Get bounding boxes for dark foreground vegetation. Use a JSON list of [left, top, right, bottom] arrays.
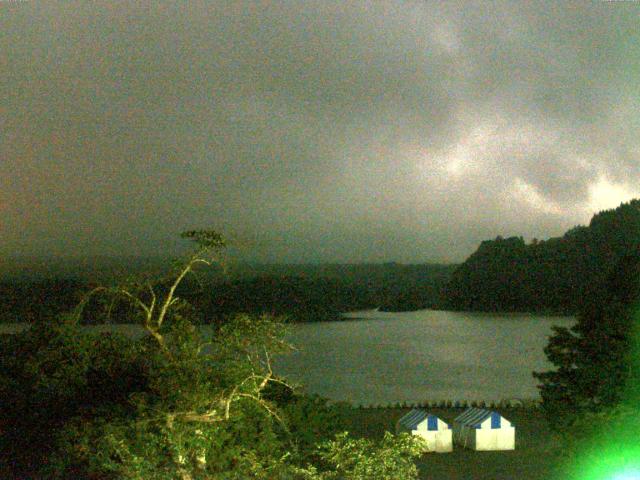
[[0, 231, 428, 479], [445, 199, 640, 314]]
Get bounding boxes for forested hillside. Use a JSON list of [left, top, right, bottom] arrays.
[[444, 199, 640, 313], [0, 263, 456, 324], [189, 263, 456, 322]]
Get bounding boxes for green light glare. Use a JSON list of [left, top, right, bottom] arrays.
[[564, 304, 640, 480], [611, 472, 640, 480], [569, 447, 640, 480]]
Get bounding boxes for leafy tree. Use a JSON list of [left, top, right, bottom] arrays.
[[533, 248, 640, 428], [1, 230, 426, 479]]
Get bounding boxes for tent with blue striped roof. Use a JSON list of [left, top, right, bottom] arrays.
[[453, 407, 515, 451], [395, 409, 452, 452]]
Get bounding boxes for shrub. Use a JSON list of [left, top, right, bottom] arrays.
[[314, 431, 425, 480], [0, 316, 147, 477]]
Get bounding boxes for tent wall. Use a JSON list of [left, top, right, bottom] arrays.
[[452, 409, 515, 451], [396, 411, 452, 453], [474, 427, 515, 450], [453, 424, 515, 450], [412, 429, 453, 453]]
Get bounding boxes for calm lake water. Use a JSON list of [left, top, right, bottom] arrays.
[[1, 309, 574, 406], [273, 309, 575, 405]]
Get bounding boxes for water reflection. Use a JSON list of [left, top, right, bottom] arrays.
[[273, 309, 574, 405]]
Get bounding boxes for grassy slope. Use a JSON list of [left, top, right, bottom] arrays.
[[345, 407, 566, 480]]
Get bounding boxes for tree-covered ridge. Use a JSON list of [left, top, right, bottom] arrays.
[[0, 263, 457, 325], [444, 199, 640, 314], [0, 278, 89, 323], [191, 263, 455, 323]]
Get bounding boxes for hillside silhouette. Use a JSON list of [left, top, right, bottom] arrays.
[[444, 199, 640, 313]]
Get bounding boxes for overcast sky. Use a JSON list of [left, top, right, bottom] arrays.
[[2, 1, 639, 263]]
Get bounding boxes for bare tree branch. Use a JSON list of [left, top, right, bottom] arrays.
[[117, 288, 151, 317]]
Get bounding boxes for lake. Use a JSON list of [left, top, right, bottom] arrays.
[[273, 309, 575, 405], [1, 309, 574, 406]]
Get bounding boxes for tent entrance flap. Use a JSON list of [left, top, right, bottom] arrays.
[[427, 416, 438, 431], [491, 412, 501, 429]]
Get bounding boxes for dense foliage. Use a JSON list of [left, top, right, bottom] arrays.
[[0, 317, 149, 477], [0, 232, 426, 479], [0, 278, 89, 323], [445, 199, 640, 313], [533, 248, 640, 429]]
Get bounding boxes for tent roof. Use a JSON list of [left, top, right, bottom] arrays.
[[398, 409, 448, 430], [454, 408, 503, 428]]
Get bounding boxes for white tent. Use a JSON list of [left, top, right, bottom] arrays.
[[396, 409, 453, 453], [453, 408, 515, 451]]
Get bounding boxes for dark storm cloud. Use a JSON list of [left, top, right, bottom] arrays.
[[1, 1, 639, 262]]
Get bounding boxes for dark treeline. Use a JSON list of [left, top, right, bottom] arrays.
[[0, 278, 89, 323], [0, 255, 173, 283], [0, 263, 457, 324], [444, 199, 640, 314], [189, 263, 456, 323]]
